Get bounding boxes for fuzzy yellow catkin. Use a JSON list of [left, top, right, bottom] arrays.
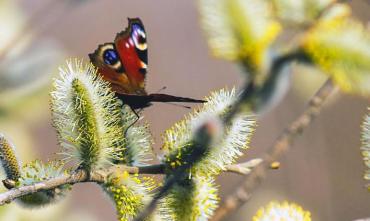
[[16, 160, 71, 208], [103, 171, 160, 221], [162, 88, 256, 177], [51, 60, 126, 171], [301, 18, 370, 96], [120, 105, 154, 166], [199, 0, 281, 75], [161, 175, 219, 221], [252, 201, 311, 221], [0, 134, 21, 181]]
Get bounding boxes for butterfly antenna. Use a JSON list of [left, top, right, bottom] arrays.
[[155, 86, 167, 93]]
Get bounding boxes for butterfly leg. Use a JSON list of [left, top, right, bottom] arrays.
[[123, 106, 142, 137]]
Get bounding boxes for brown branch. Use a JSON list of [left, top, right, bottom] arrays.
[[0, 164, 162, 206], [0, 169, 88, 205], [0, 160, 251, 206], [211, 78, 336, 221]]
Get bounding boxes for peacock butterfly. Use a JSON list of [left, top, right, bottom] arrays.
[[89, 18, 205, 109]]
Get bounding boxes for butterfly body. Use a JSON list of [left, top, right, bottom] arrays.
[[89, 18, 204, 109]]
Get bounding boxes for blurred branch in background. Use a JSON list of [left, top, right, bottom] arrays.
[[0, 0, 92, 115], [0, 39, 64, 96], [0, 0, 88, 61], [211, 78, 336, 221], [0, 0, 62, 61]]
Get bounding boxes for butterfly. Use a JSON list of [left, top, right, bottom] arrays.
[[89, 18, 205, 109]]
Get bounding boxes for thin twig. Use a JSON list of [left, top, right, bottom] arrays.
[[225, 159, 263, 175], [211, 78, 336, 221]]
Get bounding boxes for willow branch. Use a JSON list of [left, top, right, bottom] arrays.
[[0, 159, 252, 206], [0, 164, 158, 206], [0, 169, 87, 205], [211, 78, 336, 221]]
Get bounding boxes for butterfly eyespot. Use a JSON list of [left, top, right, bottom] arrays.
[[103, 49, 119, 65], [132, 25, 147, 51]]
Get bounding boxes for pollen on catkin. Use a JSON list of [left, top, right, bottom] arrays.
[[16, 160, 70, 208], [0, 134, 21, 181], [160, 175, 219, 221], [252, 201, 311, 221], [162, 88, 256, 177], [102, 171, 160, 221], [50, 59, 125, 171]]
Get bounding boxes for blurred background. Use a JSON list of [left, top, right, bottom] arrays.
[[0, 0, 369, 220]]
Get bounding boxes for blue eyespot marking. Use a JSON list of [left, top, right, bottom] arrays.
[[103, 49, 119, 65], [132, 24, 143, 32]]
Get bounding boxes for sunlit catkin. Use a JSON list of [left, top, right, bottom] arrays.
[[0, 134, 21, 181], [51, 59, 125, 171]]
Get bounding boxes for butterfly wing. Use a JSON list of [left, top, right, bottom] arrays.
[[114, 18, 148, 94], [89, 42, 132, 94], [89, 18, 205, 109], [88, 18, 147, 95]]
